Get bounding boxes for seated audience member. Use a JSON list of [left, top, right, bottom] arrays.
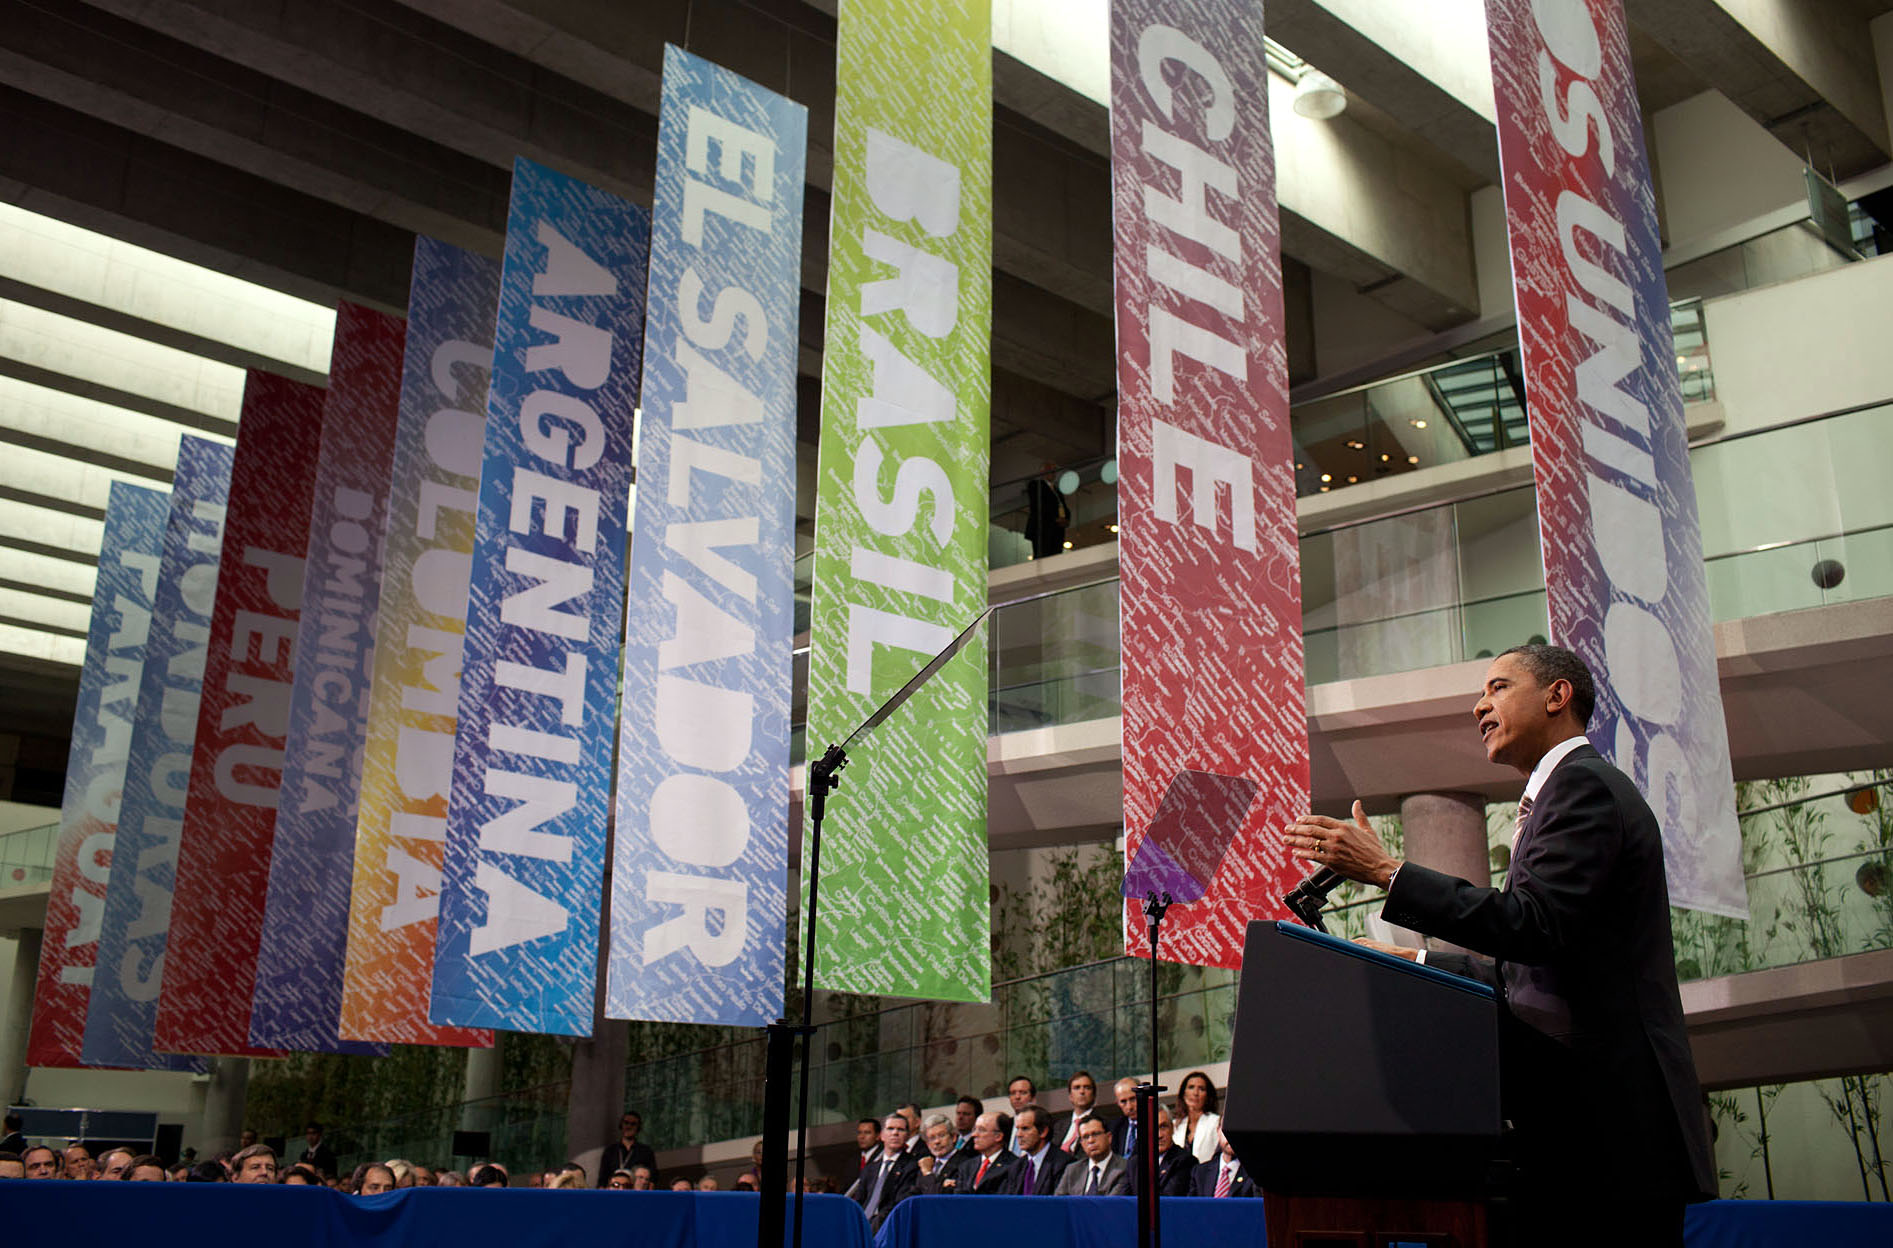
[[187, 1160, 228, 1182], [21, 1145, 60, 1179], [914, 1114, 960, 1194], [845, 1112, 922, 1229], [734, 1174, 757, 1191], [895, 1103, 926, 1156], [352, 1162, 398, 1195], [0, 1111, 24, 1155], [554, 1161, 587, 1188], [1125, 1107, 1194, 1197], [630, 1165, 656, 1190], [384, 1158, 415, 1187], [1053, 1117, 1127, 1196], [411, 1164, 438, 1187], [239, 1129, 258, 1149], [282, 1165, 324, 1186], [852, 1117, 882, 1178], [697, 1175, 720, 1191], [956, 1112, 1016, 1194], [63, 1144, 97, 1179], [1005, 1077, 1036, 1152], [742, 1138, 764, 1188], [470, 1162, 509, 1188], [96, 1146, 136, 1181], [952, 1096, 981, 1152], [126, 1155, 168, 1183], [1002, 1105, 1071, 1195], [296, 1122, 338, 1179], [0, 1151, 24, 1179], [169, 1163, 193, 1182], [607, 1169, 637, 1190], [1172, 1070, 1221, 1165], [670, 1177, 694, 1191], [1187, 1127, 1256, 1198], [1109, 1078, 1141, 1157], [231, 1143, 279, 1184], [548, 1170, 584, 1190], [1053, 1071, 1116, 1155], [436, 1170, 467, 1188]]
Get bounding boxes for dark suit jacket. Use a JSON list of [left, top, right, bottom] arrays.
[[999, 1145, 1071, 1195], [1109, 1115, 1140, 1159], [296, 1141, 339, 1178], [1382, 743, 1715, 1202], [952, 1149, 1018, 1194], [1051, 1107, 1119, 1154], [1187, 1158, 1258, 1198], [846, 1149, 922, 1228], [1125, 1146, 1194, 1197], [595, 1139, 657, 1187]]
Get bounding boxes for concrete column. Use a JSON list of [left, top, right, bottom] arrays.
[[0, 929, 42, 1105], [1398, 791, 1492, 955], [565, 1020, 627, 1182], [460, 1039, 502, 1122], [199, 1057, 251, 1156]]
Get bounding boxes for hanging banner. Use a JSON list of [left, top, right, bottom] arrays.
[[25, 481, 167, 1067], [83, 437, 230, 1071], [607, 46, 806, 1027], [340, 239, 500, 1047], [249, 304, 404, 1051], [1112, 0, 1307, 967], [1487, 0, 1743, 915], [155, 372, 325, 1056], [803, 0, 992, 1001], [430, 158, 648, 1036]]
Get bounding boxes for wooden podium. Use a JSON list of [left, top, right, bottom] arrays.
[[1222, 920, 1502, 1248]]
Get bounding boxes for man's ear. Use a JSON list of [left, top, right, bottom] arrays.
[[1545, 677, 1574, 718]]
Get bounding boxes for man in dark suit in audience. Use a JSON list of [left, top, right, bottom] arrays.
[[1187, 1127, 1257, 1197], [954, 1111, 1017, 1194], [851, 1117, 882, 1182], [1051, 1070, 1118, 1156], [952, 1096, 981, 1155], [845, 1113, 923, 1230], [1001, 1105, 1071, 1195], [1126, 1107, 1194, 1197], [1108, 1078, 1141, 1157], [1052, 1116, 1128, 1196]]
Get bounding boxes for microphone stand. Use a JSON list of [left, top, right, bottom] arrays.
[[1134, 890, 1172, 1248], [758, 610, 990, 1248]]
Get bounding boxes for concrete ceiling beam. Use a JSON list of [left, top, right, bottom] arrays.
[[1625, 0, 1891, 179]]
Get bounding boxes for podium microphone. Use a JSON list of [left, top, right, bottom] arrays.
[[1281, 867, 1343, 934]]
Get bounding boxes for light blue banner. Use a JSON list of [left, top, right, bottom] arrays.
[[606, 46, 805, 1027], [430, 158, 649, 1035], [83, 438, 232, 1070]]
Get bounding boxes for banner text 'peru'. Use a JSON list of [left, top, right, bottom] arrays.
[[26, 482, 166, 1067], [84, 437, 231, 1071], [431, 158, 649, 1035], [608, 47, 806, 1027], [250, 304, 405, 1053], [1486, 0, 1743, 915], [1112, 0, 1308, 966], [155, 373, 323, 1056], [342, 239, 500, 1048], [805, 0, 992, 1001]]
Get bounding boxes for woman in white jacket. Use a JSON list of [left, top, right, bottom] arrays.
[[1172, 1070, 1221, 1165]]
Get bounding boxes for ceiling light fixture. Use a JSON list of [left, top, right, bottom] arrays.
[[1292, 70, 1347, 120]]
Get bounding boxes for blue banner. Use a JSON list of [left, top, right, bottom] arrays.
[[26, 480, 168, 1067], [430, 158, 649, 1035], [83, 437, 232, 1070], [606, 46, 805, 1027]]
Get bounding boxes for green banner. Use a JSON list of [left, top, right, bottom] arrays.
[[805, 0, 992, 1001]]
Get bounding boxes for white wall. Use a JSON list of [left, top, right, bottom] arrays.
[[1652, 91, 1808, 248], [1308, 270, 1432, 378]]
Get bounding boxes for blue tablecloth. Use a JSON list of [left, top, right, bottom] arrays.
[[3, 1182, 873, 1248], [873, 1194, 1893, 1248]]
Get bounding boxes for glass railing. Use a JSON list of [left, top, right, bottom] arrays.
[[1667, 218, 1861, 304], [0, 821, 58, 889]]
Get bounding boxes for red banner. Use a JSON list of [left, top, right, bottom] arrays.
[[155, 369, 326, 1056], [1112, 0, 1307, 965]]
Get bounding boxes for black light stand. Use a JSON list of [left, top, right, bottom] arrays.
[[1134, 890, 1173, 1248]]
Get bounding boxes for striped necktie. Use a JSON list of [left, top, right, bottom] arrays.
[[1511, 794, 1533, 847], [1213, 1162, 1234, 1198]]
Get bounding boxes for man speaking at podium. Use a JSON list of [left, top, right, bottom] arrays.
[[1283, 645, 1713, 1245]]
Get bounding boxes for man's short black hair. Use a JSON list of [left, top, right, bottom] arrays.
[[3, 1111, 21, 1130], [1016, 1104, 1050, 1134], [304, 1121, 323, 1133], [1007, 1075, 1035, 1092], [858, 1116, 880, 1129], [956, 1095, 983, 1111], [990, 1110, 1013, 1137], [1499, 643, 1596, 728]]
